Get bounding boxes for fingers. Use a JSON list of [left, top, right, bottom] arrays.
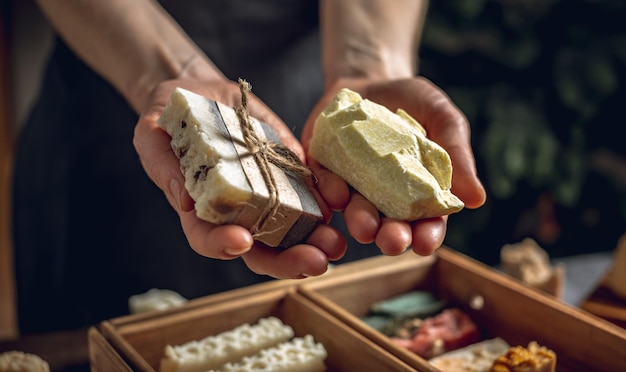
[[420, 87, 486, 209], [368, 78, 486, 209], [306, 224, 347, 261], [178, 201, 345, 279], [343, 193, 445, 256], [448, 143, 487, 209], [241, 223, 346, 279], [178, 211, 254, 259], [410, 217, 447, 256], [375, 218, 412, 256], [133, 115, 195, 212], [344, 193, 438, 256], [310, 159, 351, 211], [242, 245, 329, 279], [343, 193, 379, 244]]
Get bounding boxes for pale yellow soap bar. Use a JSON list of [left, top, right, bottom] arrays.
[[310, 88, 464, 220]]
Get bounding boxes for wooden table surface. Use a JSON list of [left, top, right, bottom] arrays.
[[0, 327, 90, 371]]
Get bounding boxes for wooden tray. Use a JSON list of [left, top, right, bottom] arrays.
[[299, 247, 626, 372], [89, 287, 415, 371], [91, 252, 396, 339]]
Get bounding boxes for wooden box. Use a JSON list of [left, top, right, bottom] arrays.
[[89, 286, 415, 371], [299, 247, 626, 372]]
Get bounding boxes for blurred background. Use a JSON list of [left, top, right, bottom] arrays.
[[419, 0, 626, 264]]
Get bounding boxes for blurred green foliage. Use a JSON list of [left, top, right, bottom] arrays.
[[420, 0, 626, 262]]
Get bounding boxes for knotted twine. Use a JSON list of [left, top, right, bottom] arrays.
[[234, 78, 311, 238]]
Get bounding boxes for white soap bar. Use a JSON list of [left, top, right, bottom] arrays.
[[157, 88, 322, 247], [218, 335, 327, 372], [128, 288, 187, 314], [159, 316, 295, 372]]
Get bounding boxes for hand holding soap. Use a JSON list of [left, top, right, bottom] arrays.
[[158, 87, 322, 248], [310, 88, 464, 220]]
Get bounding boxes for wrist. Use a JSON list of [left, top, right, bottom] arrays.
[[126, 51, 225, 114], [323, 45, 416, 89]]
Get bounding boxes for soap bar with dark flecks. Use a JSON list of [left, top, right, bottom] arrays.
[[157, 88, 322, 248]]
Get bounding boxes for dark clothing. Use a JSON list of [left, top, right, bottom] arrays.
[[13, 0, 377, 333]]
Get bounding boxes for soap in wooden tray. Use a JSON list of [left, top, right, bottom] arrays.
[[157, 88, 322, 248], [310, 88, 464, 220]]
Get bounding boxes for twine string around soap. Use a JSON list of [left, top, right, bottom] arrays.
[[235, 78, 311, 238]]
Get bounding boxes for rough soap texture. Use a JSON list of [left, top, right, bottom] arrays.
[[157, 88, 322, 247], [310, 88, 464, 220], [160, 316, 295, 372]]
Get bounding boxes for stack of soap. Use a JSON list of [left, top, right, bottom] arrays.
[[158, 88, 322, 248], [310, 88, 464, 220], [160, 316, 327, 372], [160, 316, 295, 372]]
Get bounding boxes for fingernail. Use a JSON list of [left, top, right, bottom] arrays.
[[170, 178, 181, 210], [225, 246, 251, 256]]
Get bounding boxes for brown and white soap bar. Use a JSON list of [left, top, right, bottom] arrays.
[[157, 88, 322, 248], [310, 88, 464, 221]]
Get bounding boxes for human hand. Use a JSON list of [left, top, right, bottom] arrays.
[[133, 78, 347, 279], [302, 77, 487, 256]]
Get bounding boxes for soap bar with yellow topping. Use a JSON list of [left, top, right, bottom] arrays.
[[490, 341, 557, 372], [157, 88, 322, 248], [310, 88, 464, 220]]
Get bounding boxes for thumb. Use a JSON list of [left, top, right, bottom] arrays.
[[133, 113, 195, 212]]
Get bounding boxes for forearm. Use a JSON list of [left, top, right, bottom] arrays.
[[320, 0, 428, 87], [35, 0, 224, 113]]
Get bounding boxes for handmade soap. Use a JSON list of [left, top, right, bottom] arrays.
[[220, 335, 327, 372], [158, 88, 322, 248], [490, 341, 557, 372], [309, 88, 464, 220], [369, 291, 444, 318], [128, 288, 187, 314], [391, 308, 481, 359], [429, 338, 511, 371], [0, 351, 49, 372], [500, 238, 564, 298], [160, 316, 295, 372]]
